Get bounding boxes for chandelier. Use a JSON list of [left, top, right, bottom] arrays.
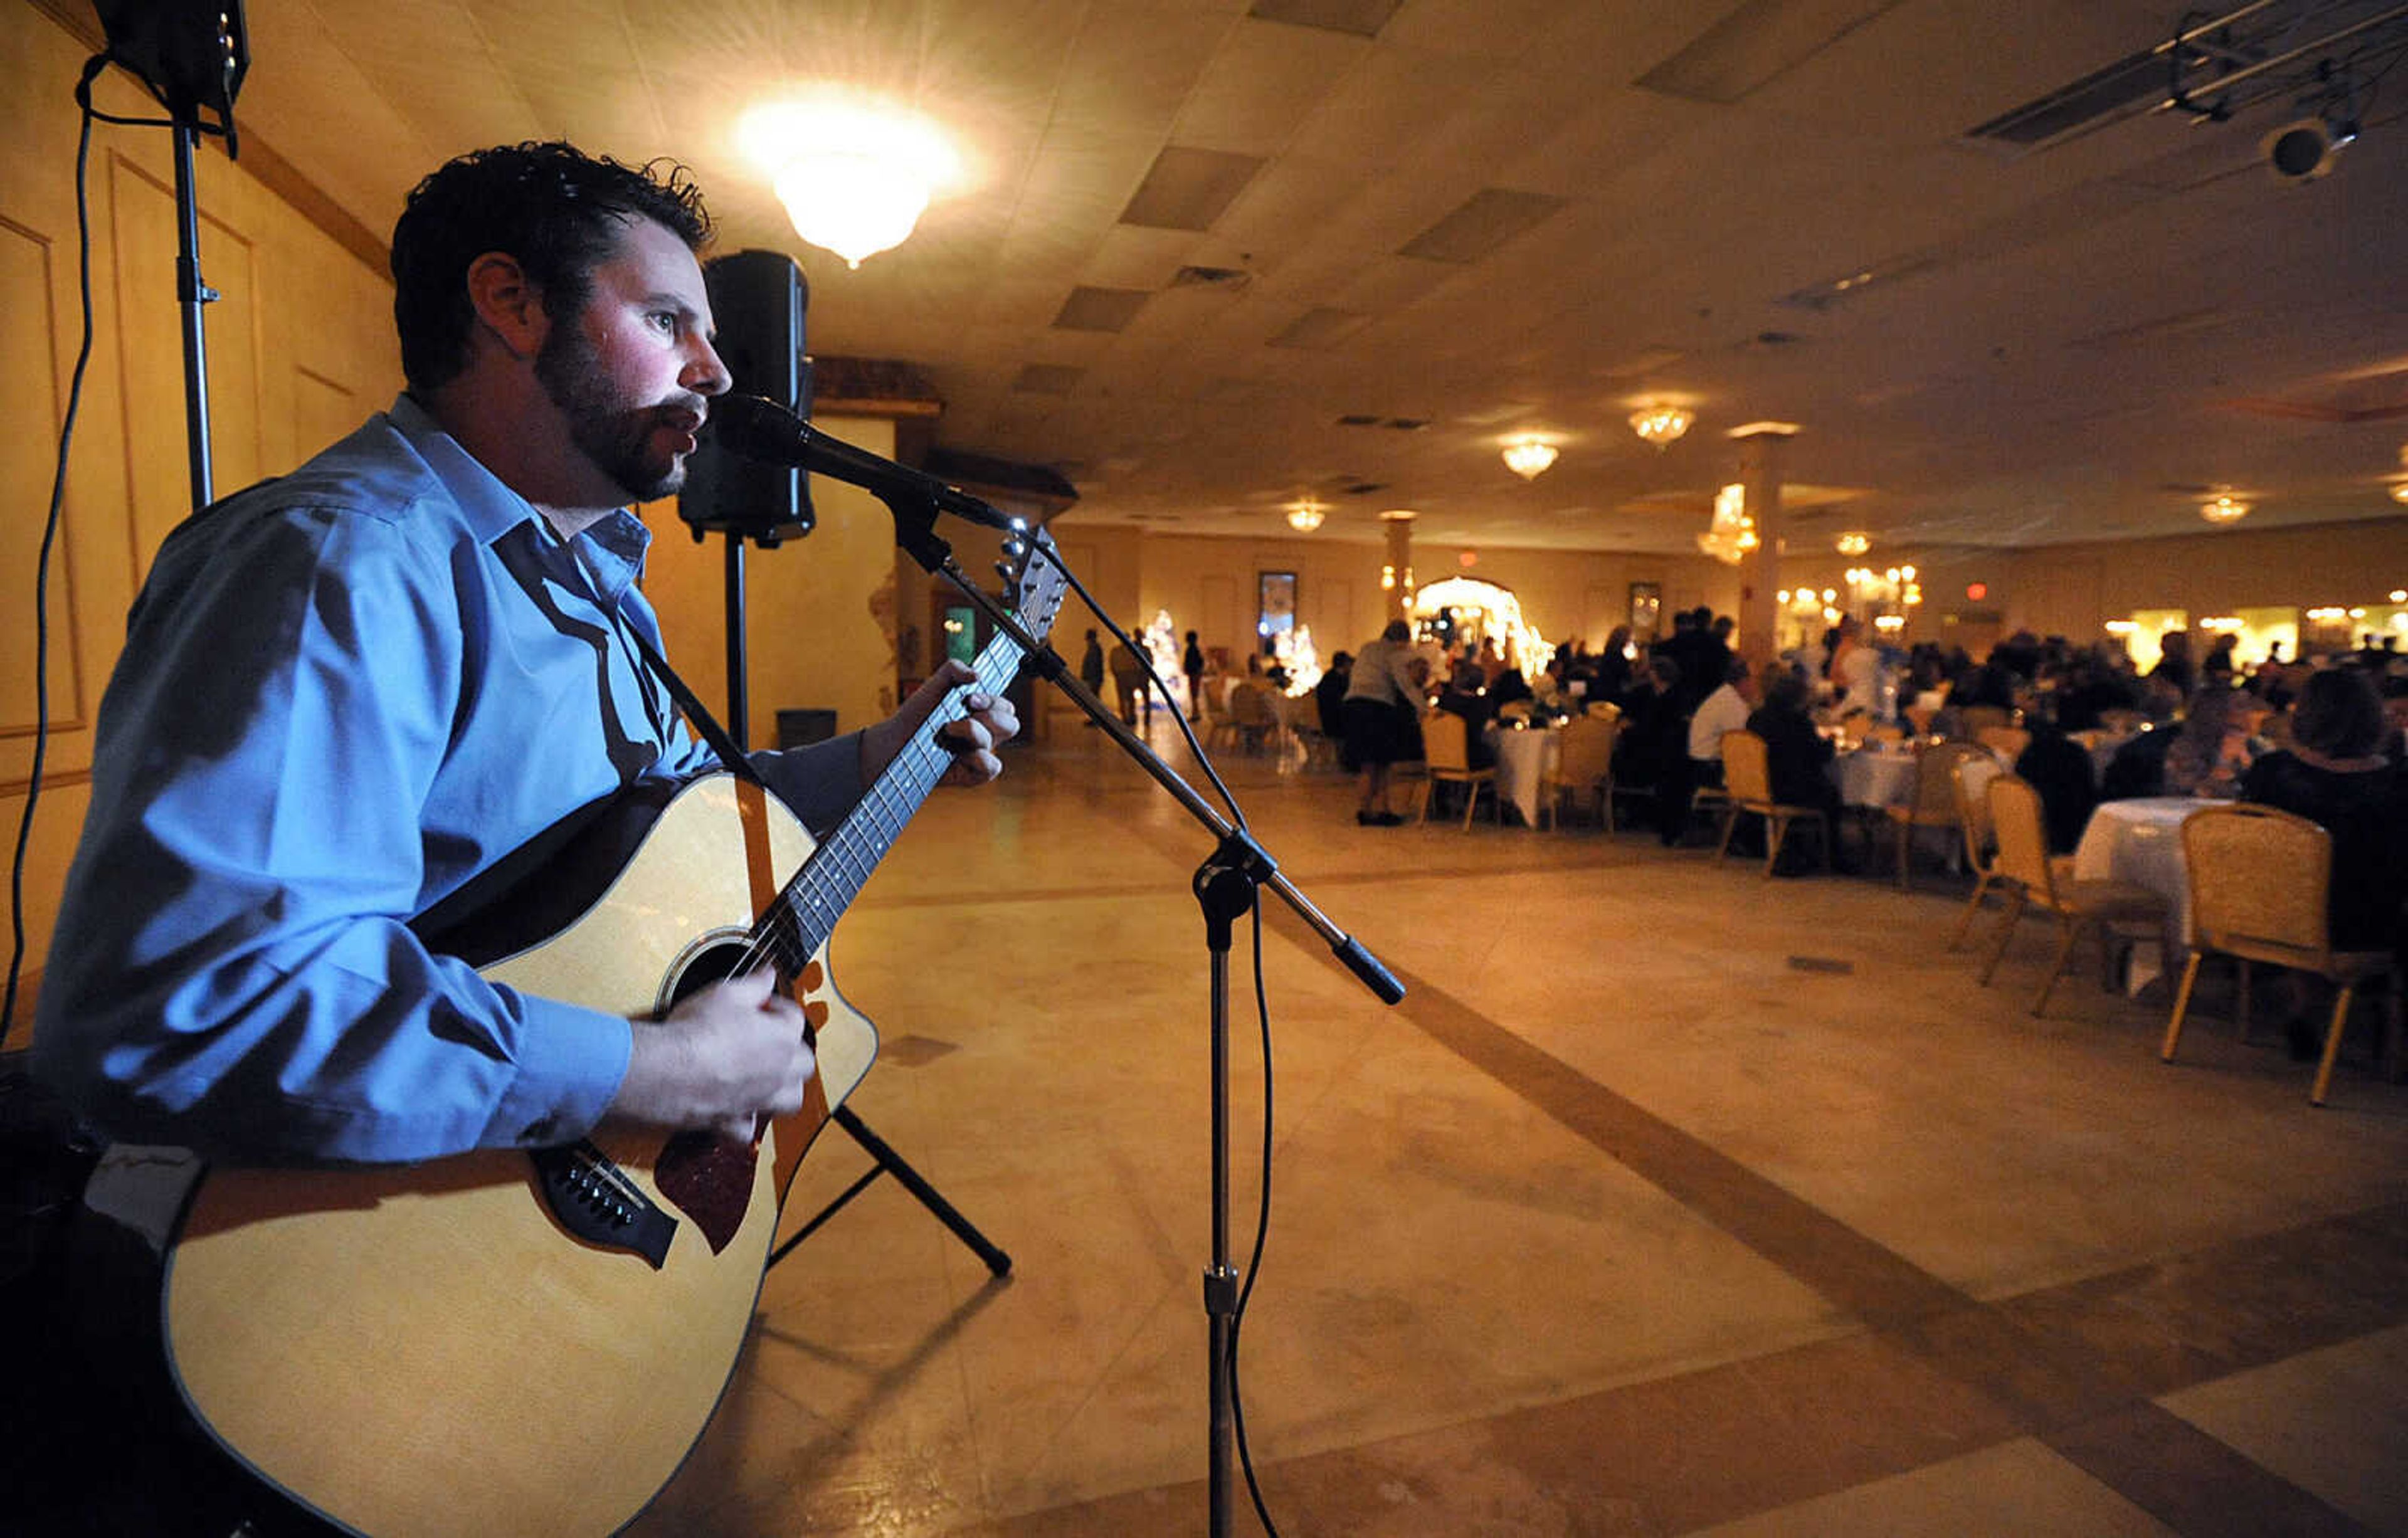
[[1696, 483, 1758, 564], [741, 95, 960, 269], [1501, 436, 1558, 479], [1835, 530, 1871, 556], [1286, 500, 1326, 532], [1629, 403, 1694, 449], [2200, 493, 2251, 525]]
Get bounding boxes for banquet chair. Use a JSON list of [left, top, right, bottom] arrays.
[[2161, 803, 2402, 1105], [1975, 725, 2030, 761], [1417, 710, 1497, 830], [1227, 684, 1276, 754], [1978, 776, 2166, 1016], [1714, 730, 1831, 876], [1497, 700, 1535, 725], [1583, 699, 1622, 721], [1539, 714, 1617, 830], [1888, 740, 1983, 891], [1946, 753, 2009, 949], [1199, 678, 1238, 751]]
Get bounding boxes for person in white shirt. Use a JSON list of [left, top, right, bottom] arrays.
[[1661, 659, 1758, 845]]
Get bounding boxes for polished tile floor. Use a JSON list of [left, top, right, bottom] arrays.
[[633, 716, 2408, 1537]]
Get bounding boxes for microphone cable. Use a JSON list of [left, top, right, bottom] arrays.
[[3, 56, 119, 1053]]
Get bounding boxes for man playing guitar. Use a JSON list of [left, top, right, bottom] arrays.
[[23, 142, 1018, 1535]]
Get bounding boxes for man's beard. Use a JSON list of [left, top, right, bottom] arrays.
[[534, 322, 697, 505]]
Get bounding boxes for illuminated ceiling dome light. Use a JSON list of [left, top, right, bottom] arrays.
[[1502, 436, 1559, 479], [2200, 493, 2251, 525], [1835, 531, 1871, 556], [2390, 482, 2408, 505], [1286, 500, 1326, 532], [741, 93, 961, 269], [1629, 403, 1694, 449]]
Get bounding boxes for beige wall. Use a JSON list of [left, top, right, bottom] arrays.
[[3, 3, 403, 1006], [1767, 520, 2408, 658], [636, 416, 902, 750]]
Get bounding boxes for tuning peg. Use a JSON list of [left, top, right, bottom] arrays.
[[994, 561, 1014, 582]]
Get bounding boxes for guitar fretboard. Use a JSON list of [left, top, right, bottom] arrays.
[[751, 568, 1057, 974]]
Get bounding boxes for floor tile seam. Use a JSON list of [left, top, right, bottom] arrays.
[[2038, 1398, 2385, 1538], [1367, 954, 1975, 1321], [1333, 954, 2408, 1523]]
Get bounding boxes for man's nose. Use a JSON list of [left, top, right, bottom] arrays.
[[687, 339, 732, 397]]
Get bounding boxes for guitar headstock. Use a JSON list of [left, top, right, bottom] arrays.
[[998, 527, 1071, 650]]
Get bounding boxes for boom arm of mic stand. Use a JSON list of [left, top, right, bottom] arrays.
[[879, 489, 1403, 1006]]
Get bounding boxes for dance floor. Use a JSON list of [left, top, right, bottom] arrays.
[[632, 717, 2408, 1537]]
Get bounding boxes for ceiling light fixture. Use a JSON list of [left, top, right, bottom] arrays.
[[1697, 483, 1757, 564], [1835, 531, 1871, 556], [1502, 436, 1558, 479], [1629, 403, 1694, 449], [2390, 482, 2408, 505], [1286, 500, 1326, 532], [739, 93, 961, 269], [2200, 493, 2251, 524]]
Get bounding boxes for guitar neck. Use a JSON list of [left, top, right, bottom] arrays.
[[763, 629, 1028, 962]]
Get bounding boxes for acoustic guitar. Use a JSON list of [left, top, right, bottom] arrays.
[[145, 535, 1066, 1537]]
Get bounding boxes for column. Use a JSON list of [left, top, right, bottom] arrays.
[[1381, 510, 1416, 625], [1731, 424, 1795, 669]]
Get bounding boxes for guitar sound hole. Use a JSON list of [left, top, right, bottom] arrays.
[[660, 936, 764, 1017]]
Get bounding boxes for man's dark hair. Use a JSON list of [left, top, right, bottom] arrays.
[[391, 142, 714, 391]]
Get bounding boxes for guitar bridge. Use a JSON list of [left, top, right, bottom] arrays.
[[529, 1141, 677, 1269]]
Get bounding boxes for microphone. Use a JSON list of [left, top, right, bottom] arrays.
[[706, 393, 1027, 534]]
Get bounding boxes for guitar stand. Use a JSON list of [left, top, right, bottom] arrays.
[[764, 1107, 1010, 1277]]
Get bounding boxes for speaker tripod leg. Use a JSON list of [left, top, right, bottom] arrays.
[[765, 1107, 1011, 1277]]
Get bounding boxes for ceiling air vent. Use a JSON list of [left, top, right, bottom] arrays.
[[1171, 265, 1252, 290], [1965, 46, 2171, 149]]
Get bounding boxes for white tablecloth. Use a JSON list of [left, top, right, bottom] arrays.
[[1832, 749, 1920, 809], [1486, 725, 1558, 826], [2073, 797, 2221, 943]]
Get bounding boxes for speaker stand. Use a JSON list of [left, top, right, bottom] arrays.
[[709, 529, 1009, 1280], [766, 1107, 1010, 1276]]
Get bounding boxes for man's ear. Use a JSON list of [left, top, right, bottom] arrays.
[[463, 251, 549, 361]]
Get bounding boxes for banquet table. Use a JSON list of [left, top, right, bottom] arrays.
[[1486, 724, 1558, 827], [1831, 747, 1921, 809], [2072, 796, 2229, 989]]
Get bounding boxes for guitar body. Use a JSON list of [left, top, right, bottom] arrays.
[[157, 776, 875, 1538]]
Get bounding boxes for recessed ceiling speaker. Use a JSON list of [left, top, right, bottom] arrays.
[[2262, 117, 2348, 181]]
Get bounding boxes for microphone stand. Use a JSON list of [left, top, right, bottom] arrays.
[[875, 487, 1405, 1537]]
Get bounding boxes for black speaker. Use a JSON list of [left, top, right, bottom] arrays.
[[679, 250, 813, 545], [94, 0, 248, 122]]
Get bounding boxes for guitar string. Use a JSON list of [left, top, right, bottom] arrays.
[[722, 637, 1025, 986]]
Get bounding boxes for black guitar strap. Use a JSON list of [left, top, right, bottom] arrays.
[[620, 622, 770, 791]]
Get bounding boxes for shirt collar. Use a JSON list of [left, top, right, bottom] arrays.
[[387, 393, 653, 603]]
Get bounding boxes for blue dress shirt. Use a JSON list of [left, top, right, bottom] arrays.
[[33, 396, 865, 1163]]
